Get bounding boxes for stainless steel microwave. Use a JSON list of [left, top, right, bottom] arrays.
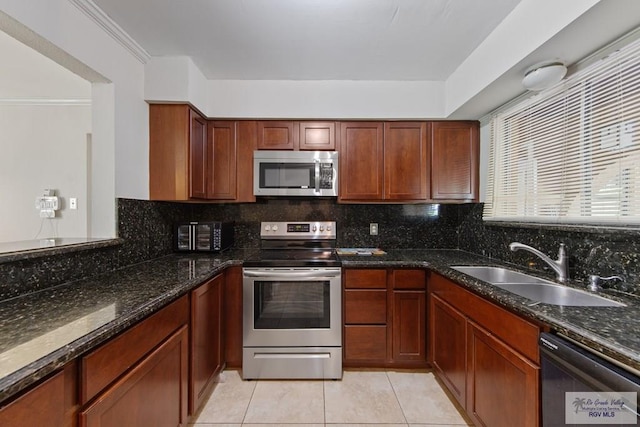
[[253, 150, 338, 197]]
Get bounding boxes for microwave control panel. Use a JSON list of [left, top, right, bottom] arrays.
[[319, 163, 334, 189]]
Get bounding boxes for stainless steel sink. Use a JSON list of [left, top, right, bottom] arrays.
[[451, 266, 625, 307], [451, 266, 549, 284]]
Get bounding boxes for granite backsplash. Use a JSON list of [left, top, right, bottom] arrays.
[[2, 198, 639, 298], [458, 203, 640, 294]]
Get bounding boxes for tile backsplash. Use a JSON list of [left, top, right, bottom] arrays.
[[2, 198, 639, 298]]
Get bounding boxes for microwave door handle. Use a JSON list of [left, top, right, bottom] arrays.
[[314, 160, 320, 193]]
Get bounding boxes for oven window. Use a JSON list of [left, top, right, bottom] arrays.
[[260, 163, 314, 189], [254, 280, 330, 329]]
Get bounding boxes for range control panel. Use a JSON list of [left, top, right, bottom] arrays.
[[260, 221, 336, 239]]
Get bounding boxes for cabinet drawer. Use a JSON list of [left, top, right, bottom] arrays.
[[344, 269, 387, 289], [80, 295, 189, 404], [430, 273, 540, 363], [391, 269, 425, 289], [344, 290, 387, 324], [344, 325, 387, 361]]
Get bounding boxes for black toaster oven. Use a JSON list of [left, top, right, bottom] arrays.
[[175, 221, 234, 252]]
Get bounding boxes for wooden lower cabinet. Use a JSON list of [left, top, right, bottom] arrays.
[[190, 273, 224, 414], [429, 273, 541, 427], [467, 321, 539, 427], [343, 268, 427, 367], [430, 294, 466, 407], [344, 325, 388, 362], [80, 326, 189, 427], [0, 362, 77, 427], [224, 266, 243, 368], [392, 290, 425, 361]]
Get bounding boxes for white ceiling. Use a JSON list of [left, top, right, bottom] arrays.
[[92, 0, 523, 81]]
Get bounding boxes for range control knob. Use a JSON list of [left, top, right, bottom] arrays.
[[272, 224, 278, 231], [319, 226, 325, 232], [327, 225, 332, 231], [312, 225, 317, 232], [264, 225, 271, 231]]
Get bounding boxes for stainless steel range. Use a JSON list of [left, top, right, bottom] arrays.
[[242, 221, 342, 380]]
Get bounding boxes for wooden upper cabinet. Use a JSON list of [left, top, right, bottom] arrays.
[[150, 105, 198, 200], [236, 121, 258, 203], [299, 122, 336, 150], [430, 121, 479, 201], [384, 122, 429, 201], [257, 121, 298, 150], [207, 121, 237, 200], [339, 122, 384, 201], [190, 110, 208, 199]]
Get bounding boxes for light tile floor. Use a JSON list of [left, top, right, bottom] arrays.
[[190, 370, 472, 427]]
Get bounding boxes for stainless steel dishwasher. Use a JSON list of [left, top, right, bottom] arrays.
[[540, 332, 639, 426]]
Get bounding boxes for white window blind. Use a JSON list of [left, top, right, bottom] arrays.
[[484, 35, 640, 226]]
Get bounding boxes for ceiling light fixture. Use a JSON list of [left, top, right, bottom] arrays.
[[522, 62, 567, 91]]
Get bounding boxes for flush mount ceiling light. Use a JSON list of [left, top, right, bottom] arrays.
[[522, 62, 567, 91]]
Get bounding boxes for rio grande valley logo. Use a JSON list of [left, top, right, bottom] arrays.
[[566, 392, 637, 424]]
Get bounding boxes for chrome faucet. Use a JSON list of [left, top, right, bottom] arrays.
[[509, 242, 569, 283]]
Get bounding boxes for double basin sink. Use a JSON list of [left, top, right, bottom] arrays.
[[451, 266, 625, 307]]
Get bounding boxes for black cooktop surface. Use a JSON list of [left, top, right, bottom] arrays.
[[243, 249, 341, 267]]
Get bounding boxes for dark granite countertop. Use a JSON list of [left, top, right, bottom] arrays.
[[0, 249, 253, 403], [1, 248, 638, 404], [339, 249, 640, 373]]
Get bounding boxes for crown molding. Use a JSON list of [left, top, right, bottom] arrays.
[[68, 0, 151, 64]]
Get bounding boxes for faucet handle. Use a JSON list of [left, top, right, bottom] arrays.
[[587, 274, 623, 292]]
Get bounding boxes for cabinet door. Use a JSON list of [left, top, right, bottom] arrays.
[[207, 121, 237, 200], [339, 122, 384, 201], [466, 321, 539, 427], [190, 274, 224, 414], [430, 121, 479, 201], [299, 121, 336, 150], [392, 290, 426, 362], [224, 267, 243, 368], [80, 326, 189, 427], [236, 121, 257, 202], [257, 121, 297, 149], [149, 104, 191, 200], [189, 109, 208, 199], [0, 362, 76, 427], [430, 294, 466, 408], [384, 122, 429, 200]]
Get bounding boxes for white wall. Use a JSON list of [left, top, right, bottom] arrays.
[[0, 0, 150, 240], [0, 103, 91, 241], [145, 57, 445, 118], [205, 80, 445, 119]]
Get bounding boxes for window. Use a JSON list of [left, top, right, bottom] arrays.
[[484, 35, 640, 226]]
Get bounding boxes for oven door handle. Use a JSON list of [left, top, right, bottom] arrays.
[[243, 270, 341, 279]]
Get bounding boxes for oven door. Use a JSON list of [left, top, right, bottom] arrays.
[[243, 267, 342, 347]]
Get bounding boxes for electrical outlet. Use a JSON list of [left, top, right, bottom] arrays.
[[70, 198, 77, 210], [370, 223, 378, 235]]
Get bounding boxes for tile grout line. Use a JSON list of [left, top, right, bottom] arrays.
[[322, 377, 327, 426], [385, 370, 409, 426], [240, 370, 258, 426]]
